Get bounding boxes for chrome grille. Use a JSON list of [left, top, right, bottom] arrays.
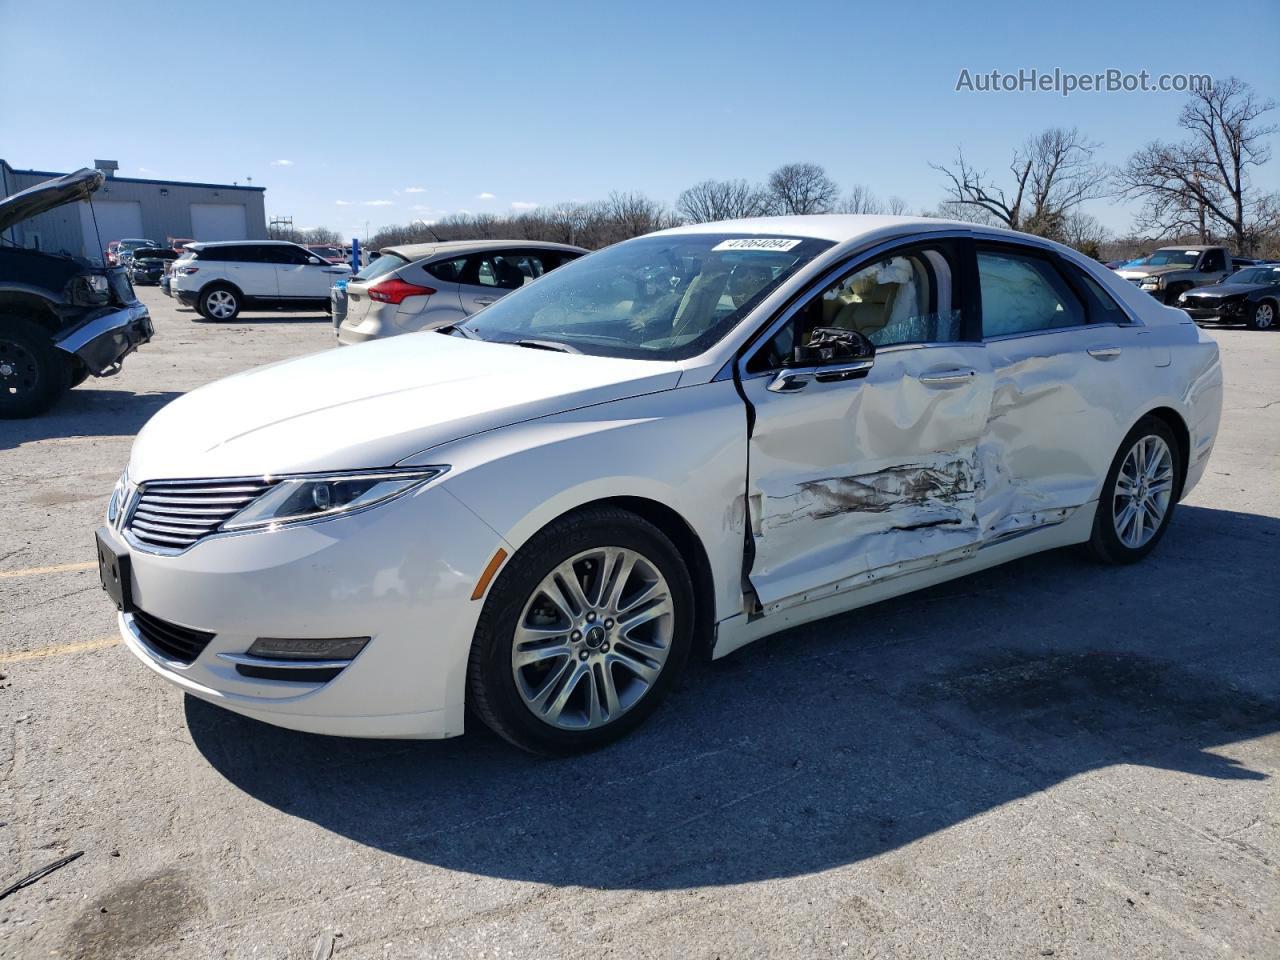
[[126, 478, 273, 550]]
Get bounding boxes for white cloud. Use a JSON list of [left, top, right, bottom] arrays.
[[272, 159, 294, 166], [335, 200, 352, 206], [404, 186, 425, 193], [363, 200, 393, 206], [476, 192, 496, 200], [510, 201, 538, 210]]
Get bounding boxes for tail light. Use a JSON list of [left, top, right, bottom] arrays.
[[178, 266, 199, 275], [368, 277, 436, 304]]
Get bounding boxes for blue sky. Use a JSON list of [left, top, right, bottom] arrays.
[[3, 0, 1277, 239]]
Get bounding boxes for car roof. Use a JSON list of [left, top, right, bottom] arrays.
[[380, 239, 589, 260], [1154, 244, 1217, 251], [188, 240, 301, 249], [654, 213, 1051, 246]]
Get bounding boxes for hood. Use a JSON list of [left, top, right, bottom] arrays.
[[0, 168, 104, 232], [1182, 281, 1272, 298], [1115, 264, 1188, 280], [129, 333, 683, 481]]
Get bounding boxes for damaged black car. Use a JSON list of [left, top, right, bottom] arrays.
[[0, 168, 153, 417]]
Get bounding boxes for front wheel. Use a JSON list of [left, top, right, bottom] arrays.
[[1247, 300, 1276, 331], [0, 317, 71, 419], [1088, 417, 1182, 564], [468, 507, 694, 755], [198, 286, 240, 321]]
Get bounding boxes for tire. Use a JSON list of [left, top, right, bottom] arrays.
[[0, 317, 71, 419], [1247, 300, 1276, 331], [468, 506, 695, 755], [198, 285, 241, 322], [1087, 416, 1182, 565], [1163, 284, 1188, 305], [68, 360, 90, 388]]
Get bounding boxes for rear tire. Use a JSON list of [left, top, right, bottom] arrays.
[[467, 506, 694, 755], [198, 285, 241, 322], [0, 317, 71, 419], [1087, 416, 1182, 565]]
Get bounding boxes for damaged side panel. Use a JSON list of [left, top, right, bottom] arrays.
[[741, 344, 996, 608]]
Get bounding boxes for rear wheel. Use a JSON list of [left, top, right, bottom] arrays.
[[0, 317, 71, 419], [468, 506, 694, 755], [1247, 300, 1275, 331], [198, 285, 240, 321], [1088, 417, 1181, 564]]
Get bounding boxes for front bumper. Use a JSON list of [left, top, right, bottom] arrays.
[[104, 484, 509, 739], [1180, 299, 1247, 321], [53, 303, 152, 375]]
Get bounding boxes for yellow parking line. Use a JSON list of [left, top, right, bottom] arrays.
[[0, 636, 120, 665], [0, 562, 97, 579]]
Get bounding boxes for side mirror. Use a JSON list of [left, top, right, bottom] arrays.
[[308, 256, 324, 265], [769, 327, 875, 393]]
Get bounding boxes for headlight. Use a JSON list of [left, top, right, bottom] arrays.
[[107, 467, 129, 524], [222, 467, 447, 532], [1140, 276, 1163, 288]]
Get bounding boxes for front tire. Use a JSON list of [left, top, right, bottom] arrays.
[[468, 506, 694, 755], [0, 317, 71, 419], [1088, 417, 1182, 564], [198, 285, 241, 322], [1247, 300, 1276, 331]]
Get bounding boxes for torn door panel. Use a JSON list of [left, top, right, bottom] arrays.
[[749, 450, 983, 606]]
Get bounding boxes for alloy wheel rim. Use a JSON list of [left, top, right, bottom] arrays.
[[512, 546, 673, 730], [208, 290, 236, 318], [1113, 435, 1174, 549], [1257, 304, 1274, 328], [0, 339, 39, 397]]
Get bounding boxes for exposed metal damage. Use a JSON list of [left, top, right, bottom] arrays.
[[778, 458, 977, 521]]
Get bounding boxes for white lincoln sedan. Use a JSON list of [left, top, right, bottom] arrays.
[[96, 216, 1223, 754]]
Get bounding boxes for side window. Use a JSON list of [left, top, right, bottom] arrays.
[[747, 243, 964, 373], [266, 245, 312, 265], [1200, 249, 1226, 272], [1059, 259, 1131, 325], [474, 253, 541, 289], [425, 257, 467, 283], [205, 245, 240, 262], [977, 248, 1085, 337]]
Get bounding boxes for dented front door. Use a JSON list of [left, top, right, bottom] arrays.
[[741, 343, 995, 609]]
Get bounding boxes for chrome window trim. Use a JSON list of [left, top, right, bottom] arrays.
[[732, 229, 977, 380], [981, 320, 1130, 344]]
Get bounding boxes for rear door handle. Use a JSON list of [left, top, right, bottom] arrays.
[[473, 297, 498, 306], [917, 368, 976, 386], [1087, 346, 1122, 361]]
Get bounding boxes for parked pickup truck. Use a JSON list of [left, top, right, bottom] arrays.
[[0, 168, 153, 418], [1114, 245, 1233, 304]]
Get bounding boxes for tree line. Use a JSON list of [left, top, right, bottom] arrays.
[[341, 76, 1276, 260]]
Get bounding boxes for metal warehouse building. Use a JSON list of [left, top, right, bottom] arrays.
[[0, 158, 267, 259]]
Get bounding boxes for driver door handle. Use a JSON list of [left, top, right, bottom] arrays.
[[1087, 346, 1122, 361], [917, 368, 976, 386], [473, 296, 498, 306]]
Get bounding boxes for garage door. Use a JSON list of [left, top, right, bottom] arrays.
[[78, 200, 145, 258], [190, 203, 248, 242]]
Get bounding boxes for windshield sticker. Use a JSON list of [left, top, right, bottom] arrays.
[[712, 238, 803, 252]]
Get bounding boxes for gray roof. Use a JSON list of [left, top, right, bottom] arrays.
[[381, 239, 588, 261]]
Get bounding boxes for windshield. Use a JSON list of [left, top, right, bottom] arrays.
[[310, 246, 344, 259], [118, 240, 155, 254], [461, 233, 833, 360], [1232, 267, 1280, 285], [1141, 250, 1202, 267], [134, 248, 176, 260], [354, 252, 409, 282]]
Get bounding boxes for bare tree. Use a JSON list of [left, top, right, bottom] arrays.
[[1117, 77, 1277, 254], [1062, 211, 1111, 258], [835, 184, 883, 215], [920, 200, 1000, 226], [932, 127, 1109, 237], [767, 162, 840, 214], [677, 179, 772, 222], [885, 195, 910, 216]]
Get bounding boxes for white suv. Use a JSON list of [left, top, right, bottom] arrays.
[[171, 241, 351, 321]]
